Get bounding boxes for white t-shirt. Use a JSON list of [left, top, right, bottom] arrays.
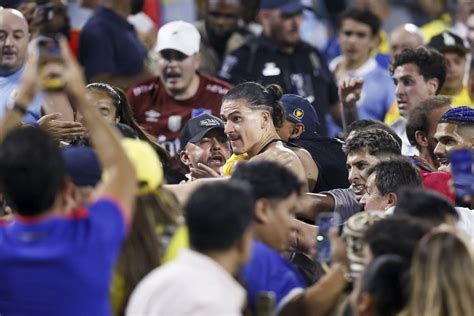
[[126, 249, 246, 316]]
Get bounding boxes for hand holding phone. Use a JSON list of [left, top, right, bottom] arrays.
[[37, 35, 64, 90], [316, 212, 341, 262]]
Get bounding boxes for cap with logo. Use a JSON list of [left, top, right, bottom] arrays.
[[260, 0, 304, 14], [427, 31, 470, 55], [281, 94, 320, 138], [180, 113, 226, 148], [156, 20, 201, 56]]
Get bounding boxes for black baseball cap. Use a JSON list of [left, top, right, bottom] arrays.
[[428, 31, 470, 55], [260, 0, 303, 14], [180, 113, 225, 148]]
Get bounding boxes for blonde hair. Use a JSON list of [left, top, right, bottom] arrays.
[[404, 231, 474, 316]]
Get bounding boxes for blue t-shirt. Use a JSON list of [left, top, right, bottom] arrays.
[[0, 198, 127, 316], [326, 57, 395, 137], [0, 67, 43, 124], [78, 6, 147, 81], [241, 241, 306, 314]]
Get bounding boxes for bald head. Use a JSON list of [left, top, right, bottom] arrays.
[[0, 8, 30, 76], [389, 24, 424, 59]]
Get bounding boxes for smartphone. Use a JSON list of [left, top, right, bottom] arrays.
[[34, 3, 55, 23], [37, 35, 64, 90], [449, 148, 474, 197], [316, 212, 340, 262]]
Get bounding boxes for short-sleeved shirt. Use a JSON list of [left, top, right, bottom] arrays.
[[127, 74, 230, 157], [219, 36, 339, 136], [0, 67, 43, 124], [327, 57, 396, 137], [241, 240, 306, 314], [78, 6, 147, 81], [0, 198, 128, 316], [126, 249, 246, 316]]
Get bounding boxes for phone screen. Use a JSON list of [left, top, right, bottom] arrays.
[[449, 148, 474, 197], [316, 212, 340, 262]]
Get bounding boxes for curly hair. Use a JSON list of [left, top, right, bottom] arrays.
[[391, 46, 446, 94]]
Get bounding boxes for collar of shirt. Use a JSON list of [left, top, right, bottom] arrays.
[[329, 56, 378, 78], [0, 66, 23, 84]]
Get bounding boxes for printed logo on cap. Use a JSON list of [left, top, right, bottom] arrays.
[[200, 118, 221, 127], [443, 32, 455, 46], [293, 108, 304, 120]]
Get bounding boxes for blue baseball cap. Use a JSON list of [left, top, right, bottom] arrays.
[[260, 0, 304, 14], [62, 146, 102, 187], [281, 94, 320, 137]]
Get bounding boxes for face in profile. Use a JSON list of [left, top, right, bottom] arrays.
[[220, 98, 266, 155], [360, 172, 391, 211], [262, 192, 299, 251], [433, 122, 474, 169]]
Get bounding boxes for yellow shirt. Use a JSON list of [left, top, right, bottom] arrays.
[[222, 153, 249, 176], [450, 86, 474, 107]]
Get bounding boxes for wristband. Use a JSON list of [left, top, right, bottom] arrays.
[[12, 102, 28, 115]]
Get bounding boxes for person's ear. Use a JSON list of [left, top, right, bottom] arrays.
[[235, 228, 254, 264], [257, 9, 270, 26], [289, 123, 305, 140], [386, 192, 398, 209], [261, 111, 271, 129], [254, 198, 272, 224], [427, 77, 439, 96], [415, 130, 428, 148], [179, 150, 191, 166], [60, 176, 77, 213], [369, 33, 380, 50], [194, 52, 201, 70], [358, 292, 375, 316]]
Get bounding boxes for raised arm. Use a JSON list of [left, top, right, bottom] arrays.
[[59, 39, 137, 218]]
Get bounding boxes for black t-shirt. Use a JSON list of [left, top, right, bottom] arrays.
[[219, 36, 339, 136], [293, 135, 349, 193]]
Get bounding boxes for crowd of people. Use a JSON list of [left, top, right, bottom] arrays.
[[0, 0, 473, 315]]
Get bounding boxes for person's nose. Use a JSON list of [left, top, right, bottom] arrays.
[[224, 121, 234, 135], [348, 168, 359, 183], [433, 141, 445, 157], [4, 35, 13, 46]]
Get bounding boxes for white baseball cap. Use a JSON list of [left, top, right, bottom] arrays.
[[155, 20, 201, 56]]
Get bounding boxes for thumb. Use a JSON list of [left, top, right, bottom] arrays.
[[40, 112, 62, 122]]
